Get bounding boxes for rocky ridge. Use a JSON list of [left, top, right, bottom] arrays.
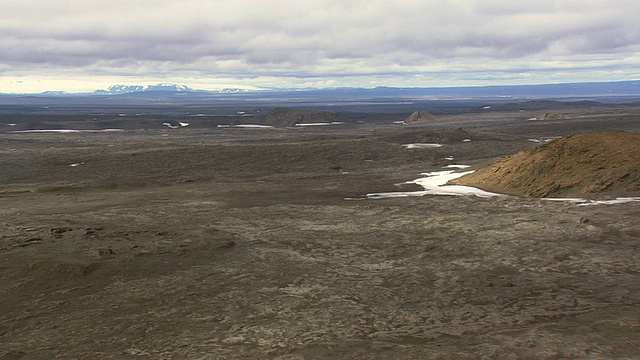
[[229, 108, 342, 127], [263, 108, 340, 127]]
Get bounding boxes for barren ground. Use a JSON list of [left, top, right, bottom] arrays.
[[1, 107, 639, 359]]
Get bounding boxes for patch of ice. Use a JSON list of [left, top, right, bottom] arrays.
[[366, 169, 502, 199], [236, 124, 274, 128], [402, 143, 443, 149], [462, 138, 471, 142], [70, 162, 84, 167], [218, 124, 274, 129], [295, 123, 331, 127], [577, 197, 640, 206], [7, 123, 16, 126], [10, 128, 125, 133], [295, 122, 345, 127], [528, 139, 541, 143], [483, 106, 491, 109], [179, 122, 189, 127], [11, 129, 80, 133], [393, 120, 406, 124], [542, 197, 640, 206], [541, 198, 587, 203], [366, 191, 427, 199], [162, 123, 179, 129], [445, 165, 470, 169], [445, 156, 455, 161]]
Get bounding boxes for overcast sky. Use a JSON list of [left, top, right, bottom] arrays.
[[1, 0, 639, 93]]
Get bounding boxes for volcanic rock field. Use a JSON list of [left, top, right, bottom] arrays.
[[1, 103, 639, 359]]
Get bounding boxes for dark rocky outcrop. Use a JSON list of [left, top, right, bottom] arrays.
[[263, 108, 340, 127], [229, 108, 341, 127], [403, 111, 436, 124], [531, 112, 569, 120]]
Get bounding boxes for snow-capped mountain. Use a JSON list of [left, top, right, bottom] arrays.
[[94, 83, 195, 95]]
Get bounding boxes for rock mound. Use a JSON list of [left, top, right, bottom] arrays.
[[531, 112, 568, 120], [450, 131, 640, 198], [404, 111, 436, 124], [263, 108, 340, 127]]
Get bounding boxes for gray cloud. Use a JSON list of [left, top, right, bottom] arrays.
[[1, 0, 639, 91]]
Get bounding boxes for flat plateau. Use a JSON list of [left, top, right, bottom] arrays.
[[1, 107, 639, 359]]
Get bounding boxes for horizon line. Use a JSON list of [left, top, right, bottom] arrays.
[[1, 79, 639, 96]]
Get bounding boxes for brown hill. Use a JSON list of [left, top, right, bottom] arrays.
[[263, 108, 340, 127], [449, 131, 640, 198], [404, 111, 436, 124]]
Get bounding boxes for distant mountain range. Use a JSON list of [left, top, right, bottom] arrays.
[[1, 81, 639, 109], [92, 83, 262, 95], [93, 83, 194, 94], [271, 80, 640, 99], [1, 80, 638, 98]]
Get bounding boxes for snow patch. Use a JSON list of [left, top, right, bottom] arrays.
[[541, 198, 586, 203], [542, 197, 640, 206], [402, 143, 443, 149], [295, 122, 345, 127], [365, 168, 502, 199], [577, 197, 640, 206], [13, 129, 79, 133], [10, 129, 125, 133], [218, 124, 274, 129]]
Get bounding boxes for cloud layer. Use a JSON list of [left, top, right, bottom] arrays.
[[1, 0, 639, 92]]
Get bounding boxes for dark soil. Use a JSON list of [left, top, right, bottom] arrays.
[[1, 106, 639, 359]]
